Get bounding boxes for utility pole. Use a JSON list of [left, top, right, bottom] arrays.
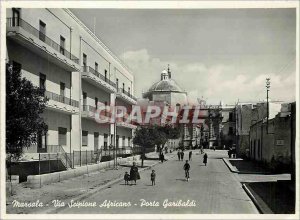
[[266, 78, 271, 133]]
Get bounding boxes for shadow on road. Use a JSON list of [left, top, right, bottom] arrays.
[[176, 178, 187, 182]]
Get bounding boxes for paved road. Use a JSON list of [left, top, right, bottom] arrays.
[[60, 150, 259, 214]]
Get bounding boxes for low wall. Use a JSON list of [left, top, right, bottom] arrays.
[[8, 160, 66, 182], [26, 155, 141, 189]]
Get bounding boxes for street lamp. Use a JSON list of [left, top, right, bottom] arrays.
[[266, 78, 271, 133]]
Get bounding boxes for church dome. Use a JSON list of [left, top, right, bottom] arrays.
[[148, 78, 184, 92], [147, 69, 184, 93]]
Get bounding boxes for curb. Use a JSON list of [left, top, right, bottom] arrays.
[[242, 183, 274, 214], [45, 157, 169, 214], [222, 158, 272, 175]]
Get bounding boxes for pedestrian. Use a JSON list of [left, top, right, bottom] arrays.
[[130, 162, 139, 185], [151, 170, 156, 186], [183, 160, 190, 181], [124, 171, 130, 185], [228, 148, 232, 158], [203, 153, 208, 166], [189, 151, 192, 161], [162, 153, 166, 163], [177, 150, 180, 161], [181, 151, 184, 161]]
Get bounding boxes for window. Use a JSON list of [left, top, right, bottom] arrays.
[[94, 132, 99, 151], [104, 101, 108, 116], [59, 36, 65, 55], [83, 53, 87, 67], [110, 134, 113, 147], [58, 127, 67, 146], [37, 131, 47, 153], [122, 83, 125, 92], [229, 127, 234, 135], [39, 20, 46, 42], [253, 140, 256, 159], [82, 92, 87, 106], [60, 82, 65, 97], [116, 78, 119, 90], [12, 8, 20, 26], [258, 139, 261, 159], [82, 130, 88, 146], [229, 112, 233, 122], [104, 134, 108, 150], [39, 73, 46, 93], [250, 140, 252, 156], [128, 137, 131, 146], [104, 70, 107, 81], [95, 62, 98, 73], [128, 87, 131, 95], [95, 97, 98, 109], [122, 136, 125, 147]]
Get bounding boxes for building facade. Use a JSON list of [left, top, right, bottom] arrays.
[[220, 105, 236, 149], [6, 8, 137, 159], [249, 102, 295, 170]]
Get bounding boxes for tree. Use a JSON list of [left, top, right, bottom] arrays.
[[6, 62, 48, 160], [133, 126, 156, 167], [133, 124, 181, 167]]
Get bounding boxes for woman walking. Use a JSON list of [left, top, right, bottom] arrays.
[[130, 162, 139, 185], [203, 153, 208, 166]]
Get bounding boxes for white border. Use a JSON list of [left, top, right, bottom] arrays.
[[0, 1, 299, 220]]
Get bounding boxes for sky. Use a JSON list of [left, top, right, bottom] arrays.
[[71, 8, 296, 105]]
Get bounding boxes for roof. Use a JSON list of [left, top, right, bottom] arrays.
[[148, 79, 184, 93]]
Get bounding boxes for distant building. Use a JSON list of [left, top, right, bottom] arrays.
[[235, 103, 256, 157], [142, 67, 198, 148], [249, 102, 295, 171], [220, 105, 236, 149], [143, 67, 188, 106], [235, 101, 283, 158]]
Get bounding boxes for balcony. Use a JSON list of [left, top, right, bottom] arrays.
[[81, 104, 97, 119], [6, 17, 80, 72], [44, 90, 79, 114], [116, 117, 137, 129], [81, 66, 117, 93], [116, 88, 137, 105]]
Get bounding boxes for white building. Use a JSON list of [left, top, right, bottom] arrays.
[[6, 8, 137, 160]]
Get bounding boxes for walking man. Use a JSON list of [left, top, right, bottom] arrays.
[[183, 160, 190, 181], [177, 150, 181, 161]]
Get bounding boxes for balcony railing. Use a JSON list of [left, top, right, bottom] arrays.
[[82, 104, 96, 112], [44, 90, 79, 108], [82, 66, 116, 88], [7, 17, 79, 64], [118, 88, 137, 101]]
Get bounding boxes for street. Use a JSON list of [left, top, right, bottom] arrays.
[[60, 150, 259, 214]]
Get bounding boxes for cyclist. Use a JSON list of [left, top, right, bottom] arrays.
[[183, 160, 190, 181]]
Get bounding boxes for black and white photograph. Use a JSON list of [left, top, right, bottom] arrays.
[[1, 1, 299, 219]]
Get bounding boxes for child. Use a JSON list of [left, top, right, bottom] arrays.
[[151, 170, 156, 186], [124, 171, 130, 185]]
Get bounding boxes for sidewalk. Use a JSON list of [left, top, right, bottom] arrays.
[[223, 158, 271, 174], [6, 152, 175, 214], [223, 156, 294, 214], [243, 181, 295, 214]]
